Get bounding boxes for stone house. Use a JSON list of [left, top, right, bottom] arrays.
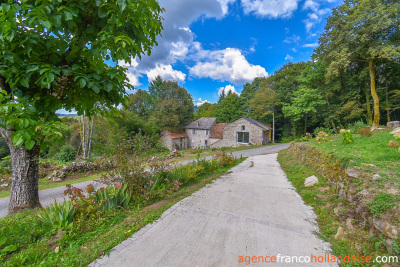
[[209, 118, 271, 148], [161, 117, 271, 151], [184, 117, 216, 148], [160, 132, 188, 151]]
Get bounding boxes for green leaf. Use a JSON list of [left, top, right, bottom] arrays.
[[105, 83, 113, 92], [92, 84, 100, 93], [118, 0, 127, 11], [20, 78, 29, 88], [2, 245, 17, 252], [25, 139, 35, 150], [98, 7, 108, 18], [79, 78, 86, 88], [14, 136, 24, 147], [41, 20, 51, 29], [53, 15, 62, 28], [26, 65, 38, 73], [0, 236, 6, 247], [64, 10, 73, 21]]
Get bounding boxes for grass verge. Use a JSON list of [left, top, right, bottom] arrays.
[[0, 158, 246, 266], [278, 149, 397, 266]]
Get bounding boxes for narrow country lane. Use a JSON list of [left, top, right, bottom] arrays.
[[90, 153, 336, 267]]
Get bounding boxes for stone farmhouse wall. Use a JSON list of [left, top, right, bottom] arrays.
[[185, 129, 212, 148], [210, 118, 269, 148], [160, 135, 188, 151]]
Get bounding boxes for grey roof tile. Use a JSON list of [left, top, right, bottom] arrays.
[[185, 117, 217, 130]]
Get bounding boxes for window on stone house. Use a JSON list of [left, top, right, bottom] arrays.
[[237, 132, 249, 143], [241, 125, 245, 131], [192, 129, 196, 134], [206, 130, 210, 135]]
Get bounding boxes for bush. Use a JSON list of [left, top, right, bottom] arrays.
[[55, 145, 76, 163], [95, 184, 131, 211], [316, 131, 330, 142], [314, 127, 334, 135], [388, 140, 399, 149], [358, 127, 372, 137], [394, 132, 400, 141], [350, 120, 369, 133], [37, 200, 78, 230], [340, 129, 354, 144]]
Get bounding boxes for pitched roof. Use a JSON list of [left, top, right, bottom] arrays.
[[242, 118, 272, 131], [164, 132, 188, 139], [184, 117, 217, 130], [209, 123, 228, 139]]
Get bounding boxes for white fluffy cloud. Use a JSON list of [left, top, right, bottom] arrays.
[[241, 0, 301, 18], [303, 43, 318, 48], [283, 34, 300, 44], [146, 64, 186, 82], [120, 0, 235, 85], [195, 98, 211, 107], [302, 0, 331, 32], [218, 85, 240, 96], [189, 47, 268, 85], [119, 58, 142, 86], [285, 54, 294, 61]]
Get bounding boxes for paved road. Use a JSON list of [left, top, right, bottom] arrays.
[[90, 153, 335, 267], [0, 143, 289, 218]]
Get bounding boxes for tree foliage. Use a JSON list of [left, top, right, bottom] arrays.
[[0, 0, 164, 214], [317, 0, 400, 126]]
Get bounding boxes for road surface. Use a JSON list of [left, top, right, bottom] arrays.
[[90, 153, 335, 267]]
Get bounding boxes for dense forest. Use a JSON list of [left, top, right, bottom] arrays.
[[1, 0, 399, 161]]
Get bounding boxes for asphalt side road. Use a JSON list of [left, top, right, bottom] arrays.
[[90, 153, 335, 267], [0, 143, 289, 219]]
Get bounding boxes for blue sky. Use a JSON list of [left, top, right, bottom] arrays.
[[121, 0, 342, 106]]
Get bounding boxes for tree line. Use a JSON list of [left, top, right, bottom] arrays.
[[195, 0, 400, 141]]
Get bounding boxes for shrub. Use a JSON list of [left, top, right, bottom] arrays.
[[37, 200, 78, 230], [314, 127, 334, 135], [358, 127, 372, 137], [388, 140, 399, 149], [394, 132, 400, 141], [55, 145, 76, 163], [340, 129, 354, 144], [316, 131, 330, 142], [213, 151, 235, 167], [350, 120, 369, 133], [95, 184, 131, 211]]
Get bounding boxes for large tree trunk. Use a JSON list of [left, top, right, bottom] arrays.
[[0, 127, 41, 215], [365, 84, 373, 125], [369, 59, 380, 127], [8, 144, 41, 215]]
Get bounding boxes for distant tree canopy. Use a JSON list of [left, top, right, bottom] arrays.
[[124, 76, 194, 132], [317, 0, 400, 126], [194, 102, 217, 120], [216, 93, 242, 123]]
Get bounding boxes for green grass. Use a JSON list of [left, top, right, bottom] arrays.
[[310, 131, 400, 177], [278, 149, 372, 266], [0, 174, 100, 198], [0, 158, 246, 266]]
